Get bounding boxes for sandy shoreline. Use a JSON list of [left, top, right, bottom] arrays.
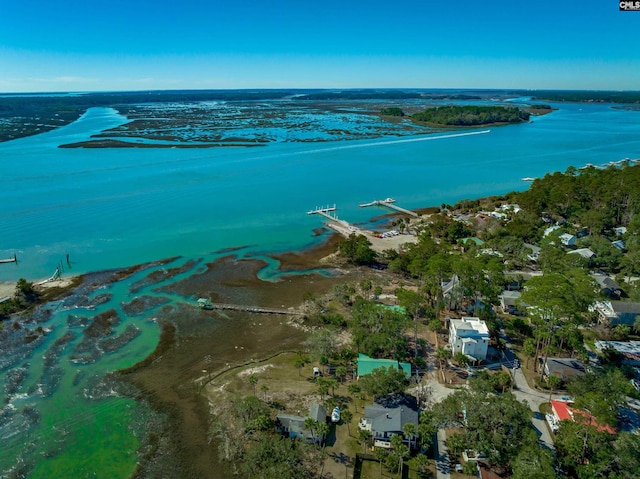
[[0, 277, 77, 299]]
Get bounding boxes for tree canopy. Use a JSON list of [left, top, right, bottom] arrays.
[[411, 105, 529, 126]]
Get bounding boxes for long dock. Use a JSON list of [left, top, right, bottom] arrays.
[[200, 301, 300, 316], [359, 198, 418, 217], [307, 205, 337, 216], [0, 254, 17, 264]]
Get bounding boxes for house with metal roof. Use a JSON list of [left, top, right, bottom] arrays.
[[275, 404, 326, 444], [449, 317, 490, 361], [591, 301, 640, 326], [359, 394, 419, 449], [357, 354, 411, 379], [542, 357, 587, 382]]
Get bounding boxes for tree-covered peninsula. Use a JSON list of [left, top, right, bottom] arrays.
[[411, 105, 530, 127]]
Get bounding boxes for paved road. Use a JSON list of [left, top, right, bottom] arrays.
[[434, 429, 451, 479], [500, 330, 557, 450], [411, 354, 456, 479]]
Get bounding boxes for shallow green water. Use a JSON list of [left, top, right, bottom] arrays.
[[1, 98, 639, 477]]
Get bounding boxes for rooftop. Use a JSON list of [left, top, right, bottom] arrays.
[[357, 353, 411, 378], [551, 400, 616, 434], [450, 317, 489, 335]]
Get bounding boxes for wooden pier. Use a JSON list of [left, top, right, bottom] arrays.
[[199, 300, 300, 316], [359, 198, 418, 217], [0, 254, 17, 264], [306, 204, 361, 238]]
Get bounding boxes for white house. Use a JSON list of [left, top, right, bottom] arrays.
[[449, 317, 490, 361], [559, 233, 577, 247]]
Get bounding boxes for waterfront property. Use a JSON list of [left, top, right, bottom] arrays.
[[449, 317, 490, 362], [359, 394, 419, 449], [275, 404, 327, 444]]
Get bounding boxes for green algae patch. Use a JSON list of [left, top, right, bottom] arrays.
[[30, 398, 139, 479]]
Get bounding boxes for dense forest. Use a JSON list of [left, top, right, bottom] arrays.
[[515, 164, 640, 233], [411, 105, 530, 126], [532, 90, 640, 104]]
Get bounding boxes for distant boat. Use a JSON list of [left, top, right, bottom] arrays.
[[521, 177, 536, 182], [331, 407, 340, 423]]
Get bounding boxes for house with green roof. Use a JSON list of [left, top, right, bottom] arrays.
[[357, 353, 411, 379]]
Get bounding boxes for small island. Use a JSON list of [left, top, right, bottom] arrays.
[[411, 105, 530, 127]]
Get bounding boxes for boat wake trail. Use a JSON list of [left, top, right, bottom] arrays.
[[299, 129, 491, 155]]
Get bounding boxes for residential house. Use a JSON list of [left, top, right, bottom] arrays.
[[592, 273, 623, 299], [559, 233, 577, 247], [591, 301, 640, 326], [550, 400, 616, 434], [461, 237, 485, 247], [442, 274, 462, 310], [595, 340, 640, 366], [276, 404, 327, 444], [541, 357, 587, 382], [543, 225, 561, 237], [500, 290, 523, 315], [357, 353, 411, 379], [449, 317, 490, 361], [359, 394, 419, 449], [524, 243, 541, 262], [612, 239, 625, 251], [567, 247, 595, 265]]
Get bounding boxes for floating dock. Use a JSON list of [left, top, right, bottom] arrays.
[[307, 205, 337, 215], [359, 198, 418, 217]]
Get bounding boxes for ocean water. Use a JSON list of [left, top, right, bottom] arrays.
[[2, 102, 639, 282], [1, 100, 640, 477]]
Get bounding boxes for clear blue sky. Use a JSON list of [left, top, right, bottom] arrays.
[[0, 0, 638, 92]]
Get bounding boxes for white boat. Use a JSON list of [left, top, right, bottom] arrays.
[[521, 177, 536, 182], [331, 407, 340, 423]]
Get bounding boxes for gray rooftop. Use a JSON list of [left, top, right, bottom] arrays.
[[364, 394, 419, 435]]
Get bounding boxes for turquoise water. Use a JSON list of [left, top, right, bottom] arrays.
[[1, 101, 640, 477], [1, 103, 640, 282]]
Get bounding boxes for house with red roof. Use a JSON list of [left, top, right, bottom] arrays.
[[550, 400, 616, 434]]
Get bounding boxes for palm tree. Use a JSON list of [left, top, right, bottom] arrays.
[[373, 447, 388, 478], [336, 365, 347, 384], [414, 454, 431, 478], [248, 374, 258, 396], [547, 374, 563, 402], [359, 429, 371, 452], [463, 461, 477, 478], [403, 423, 416, 450], [348, 384, 361, 411], [436, 347, 451, 371], [316, 421, 329, 447], [341, 409, 353, 436], [304, 418, 318, 444], [260, 384, 269, 402], [391, 434, 409, 475]]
